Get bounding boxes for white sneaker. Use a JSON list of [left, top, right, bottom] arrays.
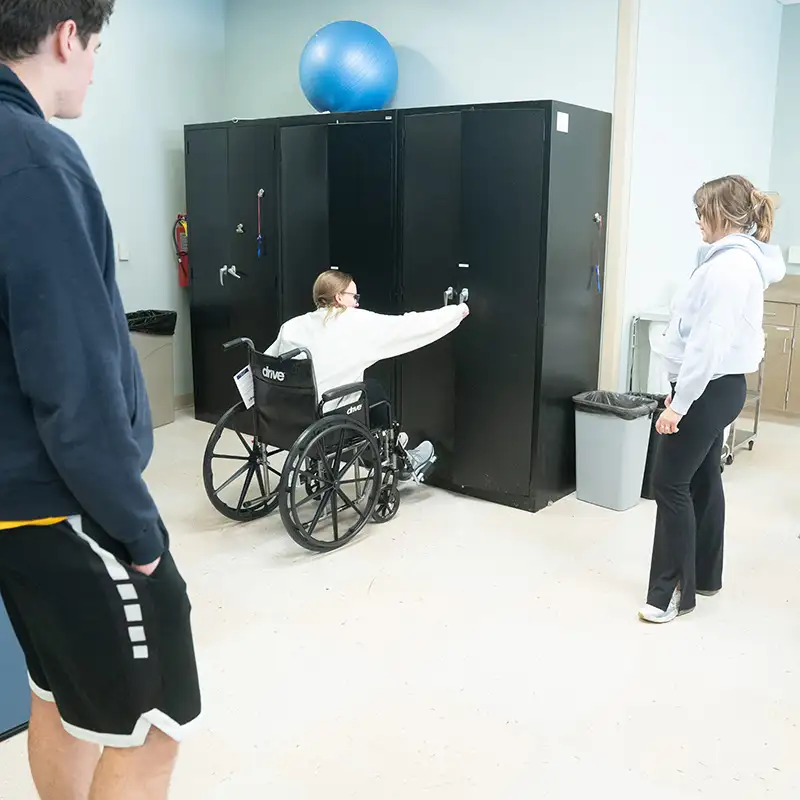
[[638, 586, 690, 624]]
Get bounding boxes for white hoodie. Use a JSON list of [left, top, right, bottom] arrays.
[[652, 233, 786, 416], [265, 304, 466, 408]]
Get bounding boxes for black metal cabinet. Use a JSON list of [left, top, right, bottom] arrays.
[[185, 101, 611, 511], [399, 102, 610, 511]]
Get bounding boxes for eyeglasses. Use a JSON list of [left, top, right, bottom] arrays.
[[695, 206, 702, 220], [341, 292, 361, 303]]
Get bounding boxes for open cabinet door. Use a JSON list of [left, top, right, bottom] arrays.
[[398, 111, 462, 466], [279, 124, 330, 324], [327, 120, 397, 398]]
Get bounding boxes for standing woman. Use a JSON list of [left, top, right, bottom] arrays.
[[639, 175, 786, 624]]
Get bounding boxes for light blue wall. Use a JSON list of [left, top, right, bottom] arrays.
[[623, 0, 783, 329], [223, 0, 620, 118], [771, 5, 800, 272], [55, 0, 226, 398]]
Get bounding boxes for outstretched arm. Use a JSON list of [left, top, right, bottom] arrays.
[[362, 304, 468, 362]]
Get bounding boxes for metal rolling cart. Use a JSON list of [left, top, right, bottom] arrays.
[[720, 360, 764, 469], [628, 313, 764, 471]]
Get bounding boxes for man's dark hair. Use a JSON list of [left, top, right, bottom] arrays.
[[0, 0, 115, 62]]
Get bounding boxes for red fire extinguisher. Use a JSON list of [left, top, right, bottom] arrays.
[[173, 214, 190, 288]]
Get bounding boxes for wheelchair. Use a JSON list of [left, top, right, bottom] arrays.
[[202, 338, 434, 552]]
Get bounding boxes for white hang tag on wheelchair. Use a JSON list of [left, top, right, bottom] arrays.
[[233, 365, 255, 409]]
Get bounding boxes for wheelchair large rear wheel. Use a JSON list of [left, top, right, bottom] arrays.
[[203, 401, 282, 521], [279, 417, 381, 552]]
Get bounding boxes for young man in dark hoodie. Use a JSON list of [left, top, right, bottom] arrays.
[[0, 2, 200, 797]]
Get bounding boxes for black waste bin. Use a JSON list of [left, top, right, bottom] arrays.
[[126, 310, 178, 428], [125, 310, 177, 336], [631, 392, 668, 500]]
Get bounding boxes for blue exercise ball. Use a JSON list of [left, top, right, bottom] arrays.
[[299, 21, 399, 113]]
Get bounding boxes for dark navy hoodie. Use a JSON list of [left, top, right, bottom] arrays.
[[0, 65, 165, 565]]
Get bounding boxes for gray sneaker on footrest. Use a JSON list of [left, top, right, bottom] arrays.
[[399, 440, 436, 483]]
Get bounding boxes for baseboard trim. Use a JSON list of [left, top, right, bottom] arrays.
[[174, 393, 193, 410], [0, 721, 29, 743]]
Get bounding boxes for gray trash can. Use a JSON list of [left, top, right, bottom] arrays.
[[573, 391, 658, 511], [126, 311, 177, 430]]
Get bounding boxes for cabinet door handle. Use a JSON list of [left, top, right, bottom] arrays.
[[444, 286, 454, 306], [784, 338, 789, 354]]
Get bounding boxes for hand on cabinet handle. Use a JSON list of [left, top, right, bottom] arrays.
[[444, 286, 454, 306]]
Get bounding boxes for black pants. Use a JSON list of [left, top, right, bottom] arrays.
[[365, 378, 392, 430], [647, 374, 746, 612]]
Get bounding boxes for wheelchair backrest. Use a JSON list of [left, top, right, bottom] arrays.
[[250, 349, 318, 451]]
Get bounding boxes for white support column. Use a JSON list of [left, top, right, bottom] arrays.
[[598, 0, 641, 390]]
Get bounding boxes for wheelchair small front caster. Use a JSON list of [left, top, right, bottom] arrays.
[[372, 485, 400, 523]]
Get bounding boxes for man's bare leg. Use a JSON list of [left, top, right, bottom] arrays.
[[28, 693, 100, 800], [89, 727, 179, 800]]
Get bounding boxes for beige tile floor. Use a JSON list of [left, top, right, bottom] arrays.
[[1, 413, 799, 798]]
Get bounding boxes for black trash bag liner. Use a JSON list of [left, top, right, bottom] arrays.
[[629, 392, 669, 411], [573, 390, 657, 420], [126, 310, 177, 336]]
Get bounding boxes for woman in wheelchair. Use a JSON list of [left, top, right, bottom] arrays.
[[265, 269, 470, 481], [202, 269, 469, 552]]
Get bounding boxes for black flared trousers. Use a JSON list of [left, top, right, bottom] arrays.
[[647, 374, 747, 612]]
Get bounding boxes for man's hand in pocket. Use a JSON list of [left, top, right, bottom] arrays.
[[132, 557, 161, 576]]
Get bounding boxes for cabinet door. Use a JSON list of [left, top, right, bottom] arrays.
[[279, 124, 330, 323], [761, 324, 793, 411], [452, 108, 545, 496], [786, 331, 800, 414], [398, 112, 462, 459], [327, 121, 397, 397], [227, 124, 280, 350], [186, 127, 232, 423]]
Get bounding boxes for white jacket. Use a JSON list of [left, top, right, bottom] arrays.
[[265, 304, 466, 408], [652, 233, 786, 416]]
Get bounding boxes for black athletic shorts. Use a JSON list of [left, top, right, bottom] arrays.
[[0, 515, 201, 748]]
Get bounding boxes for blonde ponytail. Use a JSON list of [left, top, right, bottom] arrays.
[[750, 189, 775, 243]]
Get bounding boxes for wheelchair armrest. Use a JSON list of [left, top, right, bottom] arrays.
[[278, 347, 312, 361], [321, 382, 367, 404]]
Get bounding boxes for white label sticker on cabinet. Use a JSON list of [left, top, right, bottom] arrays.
[[556, 111, 570, 134]]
